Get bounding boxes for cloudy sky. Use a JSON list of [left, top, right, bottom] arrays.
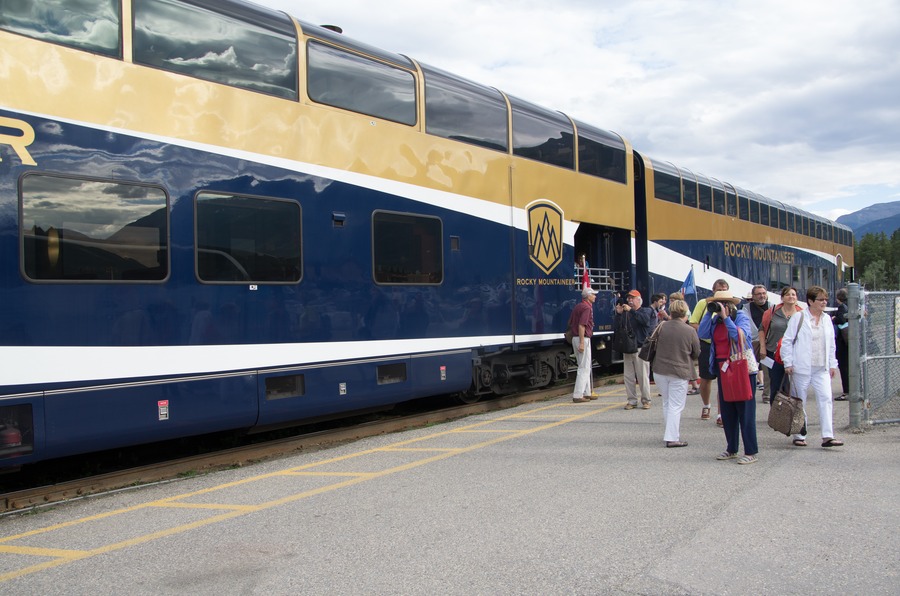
[[255, 0, 899, 222]]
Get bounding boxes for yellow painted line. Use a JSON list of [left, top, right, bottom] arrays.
[[149, 502, 260, 512], [280, 471, 378, 477], [453, 429, 521, 434], [0, 545, 87, 557], [0, 400, 621, 584], [380, 447, 462, 453]]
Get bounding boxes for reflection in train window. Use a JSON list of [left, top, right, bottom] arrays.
[[196, 193, 301, 283], [133, 0, 298, 99], [20, 174, 168, 282], [373, 211, 443, 285], [0, 0, 121, 57], [308, 40, 416, 125]]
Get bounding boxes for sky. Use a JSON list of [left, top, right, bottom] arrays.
[[253, 0, 900, 223]]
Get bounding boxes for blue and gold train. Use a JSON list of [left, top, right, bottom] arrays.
[[0, 0, 852, 469]]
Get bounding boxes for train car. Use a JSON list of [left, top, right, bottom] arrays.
[[0, 0, 636, 468], [633, 155, 854, 302]]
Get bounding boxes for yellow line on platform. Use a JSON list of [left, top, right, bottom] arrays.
[[0, 399, 621, 584]]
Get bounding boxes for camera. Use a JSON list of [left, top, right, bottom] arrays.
[[706, 300, 721, 314]]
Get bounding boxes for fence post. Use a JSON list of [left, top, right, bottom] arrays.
[[848, 283, 863, 429]]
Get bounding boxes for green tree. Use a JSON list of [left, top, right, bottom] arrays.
[[861, 259, 887, 290], [857, 232, 888, 277]]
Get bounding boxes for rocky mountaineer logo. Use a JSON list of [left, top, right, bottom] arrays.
[[527, 200, 563, 274]]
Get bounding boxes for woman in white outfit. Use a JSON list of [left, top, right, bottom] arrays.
[[650, 300, 700, 447], [780, 285, 845, 448]]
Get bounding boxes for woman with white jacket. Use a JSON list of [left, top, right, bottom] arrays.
[[780, 285, 844, 448]]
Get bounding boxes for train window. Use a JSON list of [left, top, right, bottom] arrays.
[[806, 266, 816, 289], [133, 0, 298, 100], [21, 174, 168, 282], [792, 266, 802, 286], [196, 193, 301, 283], [821, 268, 830, 288], [769, 263, 778, 291], [653, 162, 681, 204], [373, 212, 443, 284], [308, 41, 416, 125], [510, 96, 574, 170], [0, 0, 121, 57], [697, 180, 712, 211], [423, 64, 508, 152], [778, 209, 787, 230], [802, 216, 809, 236], [760, 203, 770, 226], [576, 122, 627, 183], [769, 206, 779, 229], [749, 199, 760, 223], [682, 176, 698, 208], [738, 196, 749, 221], [787, 212, 795, 232], [712, 188, 725, 215], [725, 186, 737, 217]]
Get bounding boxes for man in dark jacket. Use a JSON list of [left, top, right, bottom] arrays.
[[616, 289, 657, 409]]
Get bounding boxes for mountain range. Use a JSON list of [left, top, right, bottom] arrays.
[[837, 201, 900, 237]]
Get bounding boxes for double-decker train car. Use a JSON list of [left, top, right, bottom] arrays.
[[0, 0, 851, 470], [633, 156, 854, 302], [0, 0, 636, 468]]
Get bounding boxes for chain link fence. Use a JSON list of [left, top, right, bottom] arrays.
[[855, 287, 900, 425]]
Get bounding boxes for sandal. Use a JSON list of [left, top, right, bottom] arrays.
[[716, 451, 738, 460], [716, 416, 723, 427], [792, 439, 807, 447], [822, 438, 844, 447], [687, 388, 699, 395], [700, 406, 710, 420], [737, 454, 758, 465], [835, 394, 848, 401], [666, 441, 688, 448]]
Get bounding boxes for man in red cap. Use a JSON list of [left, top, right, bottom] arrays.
[[616, 289, 657, 409]]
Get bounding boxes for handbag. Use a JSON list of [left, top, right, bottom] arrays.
[[729, 328, 759, 373], [638, 322, 662, 362], [767, 377, 805, 435], [719, 330, 753, 402], [564, 328, 574, 344]]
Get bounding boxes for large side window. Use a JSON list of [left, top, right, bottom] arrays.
[[373, 212, 443, 285], [423, 64, 507, 152], [196, 193, 301, 283], [653, 162, 681, 204], [133, 0, 298, 99], [308, 41, 416, 125], [21, 174, 168, 282], [0, 0, 120, 57], [576, 122, 627, 183], [698, 182, 713, 212], [510, 97, 574, 170]]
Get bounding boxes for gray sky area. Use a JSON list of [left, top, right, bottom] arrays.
[[256, 0, 900, 221]]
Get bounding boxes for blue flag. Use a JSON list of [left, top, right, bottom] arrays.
[[681, 268, 696, 297]]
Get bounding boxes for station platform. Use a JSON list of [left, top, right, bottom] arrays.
[[1, 380, 897, 595]]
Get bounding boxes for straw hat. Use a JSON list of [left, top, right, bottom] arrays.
[[708, 290, 741, 305]]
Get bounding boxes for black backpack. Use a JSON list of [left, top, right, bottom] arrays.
[[612, 312, 638, 354]]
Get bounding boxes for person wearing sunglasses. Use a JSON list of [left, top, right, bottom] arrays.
[[780, 286, 844, 448]]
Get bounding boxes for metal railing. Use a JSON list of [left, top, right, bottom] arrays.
[[572, 266, 627, 292]]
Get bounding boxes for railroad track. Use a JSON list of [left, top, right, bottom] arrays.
[[1, 384, 580, 515]]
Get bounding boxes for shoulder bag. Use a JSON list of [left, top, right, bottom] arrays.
[[638, 322, 663, 362], [612, 312, 638, 354]]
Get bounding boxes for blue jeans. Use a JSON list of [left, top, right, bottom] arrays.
[[767, 349, 787, 400], [717, 368, 759, 456]]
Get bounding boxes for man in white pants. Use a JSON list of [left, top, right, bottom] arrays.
[[568, 287, 597, 403]]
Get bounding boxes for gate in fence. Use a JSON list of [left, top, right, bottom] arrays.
[[850, 284, 900, 426]]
